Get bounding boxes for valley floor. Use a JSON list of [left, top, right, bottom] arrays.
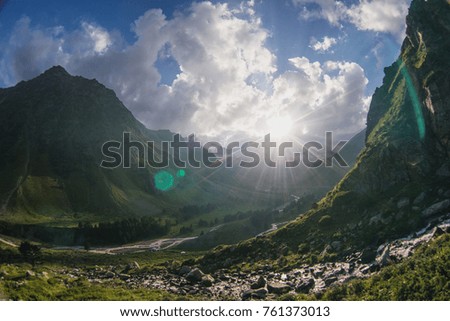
[[1, 221, 449, 301]]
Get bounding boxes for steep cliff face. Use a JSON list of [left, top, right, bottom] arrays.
[[365, 0, 450, 180], [355, 0, 450, 195], [403, 0, 450, 155], [199, 0, 450, 270]]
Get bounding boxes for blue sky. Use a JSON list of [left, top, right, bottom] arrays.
[[0, 0, 411, 140]]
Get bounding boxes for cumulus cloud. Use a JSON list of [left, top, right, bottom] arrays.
[[309, 36, 337, 53], [293, 0, 411, 41], [0, 16, 68, 83], [346, 0, 410, 39], [271, 57, 369, 137], [81, 22, 112, 54], [0, 1, 369, 140]]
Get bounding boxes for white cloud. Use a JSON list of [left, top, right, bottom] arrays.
[[347, 0, 410, 40], [295, 0, 347, 27], [310, 36, 337, 52], [0, 16, 69, 83], [0, 1, 369, 140], [271, 57, 369, 137], [293, 0, 411, 41], [81, 22, 112, 54]]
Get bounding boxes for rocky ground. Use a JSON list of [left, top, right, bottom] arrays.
[[51, 215, 449, 300]]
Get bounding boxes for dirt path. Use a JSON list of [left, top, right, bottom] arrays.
[[55, 236, 198, 254], [0, 237, 17, 248], [93, 237, 198, 254]]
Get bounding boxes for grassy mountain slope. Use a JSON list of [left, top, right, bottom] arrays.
[[0, 66, 219, 225]]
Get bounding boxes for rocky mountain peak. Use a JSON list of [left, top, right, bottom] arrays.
[[42, 65, 70, 76]]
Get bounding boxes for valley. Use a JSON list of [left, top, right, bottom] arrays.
[[1, 0, 449, 302], [1, 217, 449, 300]]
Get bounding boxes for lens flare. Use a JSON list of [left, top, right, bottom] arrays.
[[177, 169, 186, 177], [154, 170, 174, 191], [398, 60, 426, 140]]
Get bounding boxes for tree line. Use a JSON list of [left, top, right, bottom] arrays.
[[75, 216, 170, 245]]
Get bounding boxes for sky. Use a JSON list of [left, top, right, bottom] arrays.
[[0, 0, 412, 142]]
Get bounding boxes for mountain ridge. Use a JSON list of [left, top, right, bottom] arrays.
[[0, 65, 363, 232], [0, 65, 170, 223]]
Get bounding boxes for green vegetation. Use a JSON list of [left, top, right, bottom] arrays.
[[0, 66, 283, 230], [18, 241, 42, 267], [182, 194, 318, 251], [316, 234, 450, 300], [0, 238, 203, 300], [75, 217, 170, 245], [0, 268, 181, 301], [2, 0, 450, 302]]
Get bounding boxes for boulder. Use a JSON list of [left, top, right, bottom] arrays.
[[312, 266, 325, 277], [250, 276, 267, 289], [200, 274, 215, 287], [218, 273, 230, 281], [186, 268, 205, 283], [252, 287, 268, 299], [178, 265, 191, 276], [359, 265, 370, 275], [105, 271, 115, 278], [323, 276, 338, 286], [267, 282, 292, 294], [124, 261, 140, 272], [242, 288, 268, 300], [295, 278, 315, 293], [25, 270, 35, 278]]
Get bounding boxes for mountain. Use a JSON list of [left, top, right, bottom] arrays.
[[0, 65, 363, 234], [0, 66, 196, 224], [339, 128, 366, 167], [198, 0, 450, 270]]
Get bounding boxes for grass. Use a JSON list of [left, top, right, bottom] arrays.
[[0, 266, 185, 301], [0, 240, 205, 300], [1, 233, 449, 300], [166, 202, 269, 237]]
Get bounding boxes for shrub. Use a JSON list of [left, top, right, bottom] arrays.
[[18, 241, 42, 267]]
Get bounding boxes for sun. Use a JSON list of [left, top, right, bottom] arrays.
[[267, 115, 293, 139]]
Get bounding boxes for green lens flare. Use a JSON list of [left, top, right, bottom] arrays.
[[154, 171, 174, 191], [398, 61, 426, 140], [176, 169, 186, 177]]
